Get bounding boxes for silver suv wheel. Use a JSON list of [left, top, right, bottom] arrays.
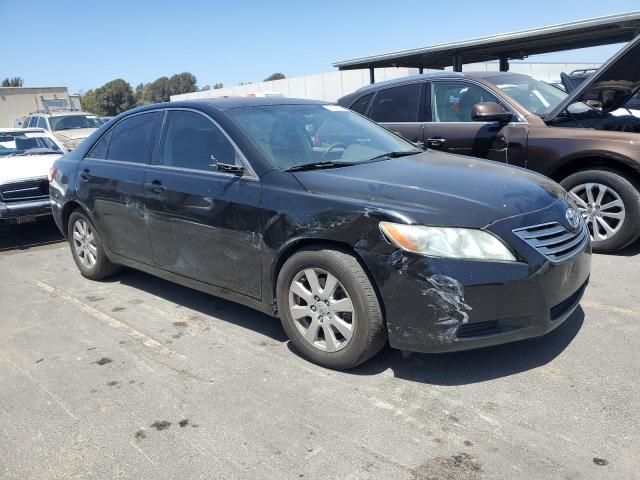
[[570, 182, 625, 241]]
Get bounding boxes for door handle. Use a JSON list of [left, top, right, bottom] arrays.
[[79, 168, 91, 182], [145, 180, 166, 195], [426, 137, 446, 148]]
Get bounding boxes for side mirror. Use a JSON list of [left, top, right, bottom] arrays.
[[216, 161, 245, 176], [471, 102, 512, 123]]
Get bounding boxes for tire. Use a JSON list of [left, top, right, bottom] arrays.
[[277, 246, 386, 369], [561, 169, 640, 253], [68, 210, 121, 280]]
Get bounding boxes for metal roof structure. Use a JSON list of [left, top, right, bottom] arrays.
[[333, 12, 640, 82]]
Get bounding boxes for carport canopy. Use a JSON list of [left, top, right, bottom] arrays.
[[333, 12, 640, 83]]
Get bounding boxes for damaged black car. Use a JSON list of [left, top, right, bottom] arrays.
[[50, 98, 591, 369]]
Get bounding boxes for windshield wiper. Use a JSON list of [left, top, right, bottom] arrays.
[[365, 150, 421, 162], [285, 161, 357, 172]]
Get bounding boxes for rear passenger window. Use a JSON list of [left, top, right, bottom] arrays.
[[29, 117, 39, 128], [36, 117, 48, 130], [159, 110, 236, 171], [87, 130, 112, 159], [350, 93, 374, 116], [370, 84, 422, 123], [106, 112, 160, 163]]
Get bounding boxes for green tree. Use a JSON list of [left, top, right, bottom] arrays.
[[80, 89, 101, 115], [168, 72, 197, 96], [2, 77, 24, 87], [134, 82, 144, 105], [141, 76, 170, 104], [213, 83, 224, 89], [96, 79, 136, 116], [199, 85, 211, 91], [263, 73, 285, 81]]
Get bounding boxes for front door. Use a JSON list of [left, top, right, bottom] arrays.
[[425, 80, 528, 166], [77, 111, 162, 265], [144, 109, 263, 299], [369, 82, 426, 147]]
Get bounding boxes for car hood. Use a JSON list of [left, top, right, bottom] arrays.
[[0, 154, 61, 185], [292, 151, 566, 228], [546, 35, 640, 121], [54, 128, 97, 141]]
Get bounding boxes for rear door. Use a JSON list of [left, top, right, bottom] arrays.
[[368, 82, 426, 147], [144, 109, 263, 299], [77, 111, 162, 264], [424, 80, 527, 165]]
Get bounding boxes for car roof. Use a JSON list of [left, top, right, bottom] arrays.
[[0, 128, 47, 134], [29, 110, 95, 117], [175, 97, 329, 110], [350, 71, 533, 95]]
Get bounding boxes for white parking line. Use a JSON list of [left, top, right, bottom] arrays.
[[33, 280, 184, 359]]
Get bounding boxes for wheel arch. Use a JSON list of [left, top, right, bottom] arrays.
[[60, 199, 92, 238], [548, 154, 640, 186], [270, 238, 384, 319]]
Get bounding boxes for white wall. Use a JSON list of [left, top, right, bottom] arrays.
[[171, 62, 602, 103]]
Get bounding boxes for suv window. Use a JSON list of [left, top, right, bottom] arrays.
[[350, 93, 374, 116], [106, 112, 160, 163], [87, 130, 113, 159], [28, 116, 39, 128], [159, 110, 236, 171], [36, 117, 48, 130], [370, 84, 421, 123], [431, 82, 502, 122]]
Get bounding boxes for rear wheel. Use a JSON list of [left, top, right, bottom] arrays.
[[68, 210, 120, 280], [561, 169, 640, 253], [277, 247, 386, 369]]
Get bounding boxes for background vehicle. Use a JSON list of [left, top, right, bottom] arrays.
[[561, 68, 640, 114], [22, 110, 104, 150], [338, 36, 640, 253], [0, 128, 66, 223], [50, 98, 590, 369]]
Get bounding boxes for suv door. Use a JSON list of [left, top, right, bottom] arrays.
[[425, 80, 528, 165], [368, 82, 425, 147], [78, 111, 162, 265], [144, 109, 262, 299]]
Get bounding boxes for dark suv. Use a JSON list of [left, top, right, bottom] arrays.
[[338, 35, 640, 253]]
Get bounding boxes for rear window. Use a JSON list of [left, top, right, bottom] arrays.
[[105, 112, 160, 164], [369, 84, 422, 123], [350, 93, 374, 116]]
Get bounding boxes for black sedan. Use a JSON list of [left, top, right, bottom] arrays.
[[50, 98, 591, 369]]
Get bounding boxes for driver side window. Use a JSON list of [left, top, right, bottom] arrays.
[[431, 82, 502, 122]]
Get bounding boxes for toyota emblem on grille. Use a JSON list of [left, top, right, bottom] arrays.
[[566, 208, 580, 230]]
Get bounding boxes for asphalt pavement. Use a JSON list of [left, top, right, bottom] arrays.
[[1, 219, 639, 479]]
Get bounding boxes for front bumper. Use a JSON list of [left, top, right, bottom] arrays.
[[358, 201, 592, 353], [0, 199, 52, 222]]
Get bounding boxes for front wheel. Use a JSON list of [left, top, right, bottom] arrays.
[[277, 247, 386, 369], [561, 169, 640, 253]]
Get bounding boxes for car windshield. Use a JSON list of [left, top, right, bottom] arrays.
[[488, 75, 569, 117], [50, 114, 104, 131], [226, 104, 420, 171], [0, 132, 63, 157]]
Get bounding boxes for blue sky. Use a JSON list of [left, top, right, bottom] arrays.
[[3, 0, 638, 93]]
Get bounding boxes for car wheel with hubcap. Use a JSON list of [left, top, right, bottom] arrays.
[[68, 210, 121, 280], [277, 246, 386, 369], [561, 169, 640, 253]]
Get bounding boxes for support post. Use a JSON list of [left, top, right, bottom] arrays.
[[369, 67, 375, 84], [419, 67, 424, 74], [452, 55, 462, 72], [499, 56, 509, 72]]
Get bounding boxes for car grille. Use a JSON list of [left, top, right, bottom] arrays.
[[457, 320, 502, 339], [550, 280, 588, 321], [512, 221, 588, 263], [0, 178, 50, 203]]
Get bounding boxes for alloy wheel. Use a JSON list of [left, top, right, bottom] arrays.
[[73, 219, 97, 269], [569, 183, 625, 242], [288, 268, 355, 352]]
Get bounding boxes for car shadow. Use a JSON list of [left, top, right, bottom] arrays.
[[112, 268, 288, 343], [110, 266, 583, 384], [345, 307, 584, 385], [0, 217, 65, 252]]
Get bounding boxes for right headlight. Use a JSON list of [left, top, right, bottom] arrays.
[[379, 221, 517, 262]]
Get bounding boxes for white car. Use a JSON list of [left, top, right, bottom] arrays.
[[22, 111, 104, 150], [0, 128, 67, 223]]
